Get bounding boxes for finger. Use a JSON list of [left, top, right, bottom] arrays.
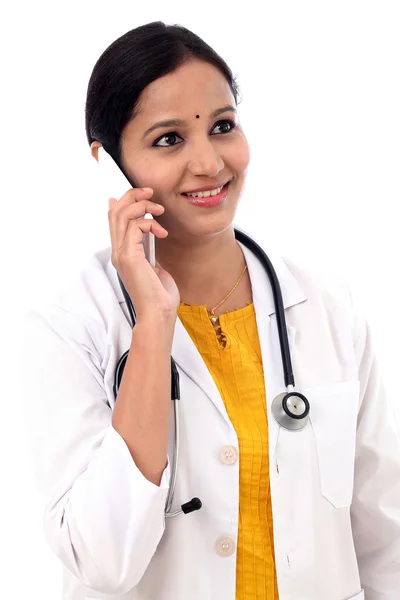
[[120, 218, 168, 260], [111, 187, 154, 210], [112, 203, 165, 258], [110, 200, 164, 259], [108, 186, 153, 223]]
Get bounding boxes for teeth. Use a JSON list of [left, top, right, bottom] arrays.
[[185, 185, 224, 198]]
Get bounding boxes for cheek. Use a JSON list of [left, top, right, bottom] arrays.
[[221, 131, 251, 177], [152, 173, 180, 200], [136, 162, 177, 197], [233, 136, 251, 174]]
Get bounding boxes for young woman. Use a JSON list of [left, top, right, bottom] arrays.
[[23, 21, 400, 600]]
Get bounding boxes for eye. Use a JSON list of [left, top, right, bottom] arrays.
[[152, 119, 237, 148]]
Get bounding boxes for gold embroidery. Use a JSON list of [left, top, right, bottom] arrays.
[[210, 315, 228, 349], [178, 301, 253, 349]]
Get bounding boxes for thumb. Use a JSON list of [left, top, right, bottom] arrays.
[[108, 197, 117, 210]]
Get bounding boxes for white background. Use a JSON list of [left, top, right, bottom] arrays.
[[2, 1, 399, 597]]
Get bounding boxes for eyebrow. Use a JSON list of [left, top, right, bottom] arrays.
[[142, 105, 237, 140]]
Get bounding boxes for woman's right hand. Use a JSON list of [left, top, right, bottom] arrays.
[[108, 187, 180, 324]]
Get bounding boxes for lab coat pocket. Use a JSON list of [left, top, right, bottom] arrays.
[[305, 379, 360, 508]]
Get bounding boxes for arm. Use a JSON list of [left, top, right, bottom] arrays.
[[349, 294, 400, 599], [21, 308, 175, 595], [112, 319, 175, 486]]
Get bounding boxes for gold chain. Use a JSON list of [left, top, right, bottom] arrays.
[[208, 264, 248, 324]]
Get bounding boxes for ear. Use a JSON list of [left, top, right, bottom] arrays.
[[90, 141, 103, 162]]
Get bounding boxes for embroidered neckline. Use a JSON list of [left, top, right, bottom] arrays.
[[179, 300, 253, 314], [178, 300, 253, 349]]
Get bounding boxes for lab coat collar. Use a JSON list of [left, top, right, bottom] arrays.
[[234, 224, 307, 316]]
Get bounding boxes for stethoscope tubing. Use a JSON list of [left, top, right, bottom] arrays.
[[233, 229, 294, 388]]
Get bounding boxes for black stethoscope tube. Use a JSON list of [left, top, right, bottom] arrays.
[[233, 229, 295, 388]]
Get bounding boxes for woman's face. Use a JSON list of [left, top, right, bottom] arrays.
[[113, 59, 250, 242]]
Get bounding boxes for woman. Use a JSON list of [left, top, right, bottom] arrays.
[[22, 21, 400, 600]]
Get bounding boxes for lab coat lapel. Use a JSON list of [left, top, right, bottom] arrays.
[[238, 232, 304, 454], [171, 316, 231, 421]]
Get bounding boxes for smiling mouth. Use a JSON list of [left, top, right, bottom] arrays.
[[182, 181, 231, 206], [182, 182, 229, 198], [181, 177, 232, 196]]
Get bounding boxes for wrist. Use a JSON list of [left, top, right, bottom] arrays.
[[134, 315, 176, 342]]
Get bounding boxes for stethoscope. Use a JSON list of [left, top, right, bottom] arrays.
[[113, 228, 310, 518]]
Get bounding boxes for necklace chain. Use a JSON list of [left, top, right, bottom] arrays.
[[207, 264, 248, 321]]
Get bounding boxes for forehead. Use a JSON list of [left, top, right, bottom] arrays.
[[136, 60, 233, 118]]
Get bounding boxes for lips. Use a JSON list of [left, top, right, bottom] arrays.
[[182, 179, 231, 195], [182, 181, 230, 207]]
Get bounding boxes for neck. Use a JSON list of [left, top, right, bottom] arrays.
[[155, 227, 247, 306]]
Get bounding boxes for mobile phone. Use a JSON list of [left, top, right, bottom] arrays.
[[97, 146, 156, 267]]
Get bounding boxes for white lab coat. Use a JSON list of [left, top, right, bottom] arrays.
[[21, 226, 400, 600]]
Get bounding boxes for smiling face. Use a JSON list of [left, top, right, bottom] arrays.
[[118, 58, 251, 242]]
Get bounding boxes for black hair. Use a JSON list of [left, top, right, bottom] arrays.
[[85, 21, 241, 174]]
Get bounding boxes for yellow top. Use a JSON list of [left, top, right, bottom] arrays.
[[177, 301, 279, 600]]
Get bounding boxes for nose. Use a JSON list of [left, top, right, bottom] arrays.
[[186, 138, 225, 177]]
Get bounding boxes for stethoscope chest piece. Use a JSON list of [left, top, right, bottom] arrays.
[[271, 391, 310, 431]]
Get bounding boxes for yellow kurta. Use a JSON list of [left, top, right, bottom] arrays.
[[177, 301, 279, 600]]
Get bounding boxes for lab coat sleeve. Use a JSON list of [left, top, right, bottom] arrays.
[[21, 308, 171, 595], [349, 293, 400, 599]]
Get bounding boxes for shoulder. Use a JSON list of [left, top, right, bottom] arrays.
[[279, 253, 356, 337], [282, 254, 352, 307], [23, 246, 121, 358], [238, 230, 352, 318], [34, 246, 119, 324]]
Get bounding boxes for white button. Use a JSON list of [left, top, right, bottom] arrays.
[[215, 536, 236, 556], [219, 445, 238, 465]]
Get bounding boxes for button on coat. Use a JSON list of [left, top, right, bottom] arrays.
[[219, 445, 238, 465]]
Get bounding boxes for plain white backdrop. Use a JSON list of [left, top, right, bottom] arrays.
[[1, 1, 399, 597]]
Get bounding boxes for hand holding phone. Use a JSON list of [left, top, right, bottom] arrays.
[[97, 146, 180, 322], [97, 146, 155, 266]]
